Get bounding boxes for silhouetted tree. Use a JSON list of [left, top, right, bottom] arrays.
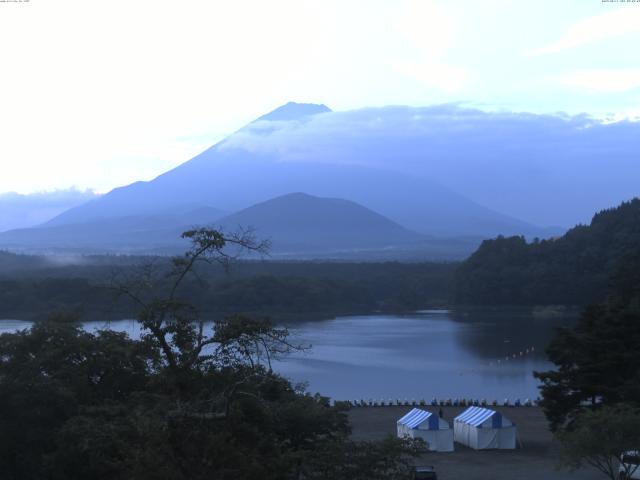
[[0, 229, 423, 479], [558, 404, 640, 480]]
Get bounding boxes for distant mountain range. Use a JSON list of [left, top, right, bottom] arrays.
[[0, 205, 225, 254], [5, 101, 606, 258], [215, 192, 481, 259], [0, 192, 481, 259], [218, 192, 422, 251]]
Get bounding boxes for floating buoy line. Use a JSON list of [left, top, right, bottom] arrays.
[[329, 344, 542, 407], [489, 345, 536, 367], [337, 397, 540, 408]]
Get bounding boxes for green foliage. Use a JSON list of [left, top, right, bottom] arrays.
[[0, 315, 152, 479], [0, 257, 455, 320], [300, 436, 425, 480], [454, 198, 640, 305], [0, 230, 423, 479], [535, 226, 640, 480], [534, 302, 640, 431], [558, 404, 640, 480]]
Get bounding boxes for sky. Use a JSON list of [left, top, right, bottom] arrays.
[[0, 0, 639, 195]]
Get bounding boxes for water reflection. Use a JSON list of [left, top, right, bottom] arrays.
[[0, 309, 576, 401], [278, 309, 577, 401], [449, 307, 578, 360]]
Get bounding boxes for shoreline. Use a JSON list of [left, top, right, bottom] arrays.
[[348, 405, 601, 479]]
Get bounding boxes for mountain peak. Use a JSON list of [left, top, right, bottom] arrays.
[[256, 102, 331, 122]]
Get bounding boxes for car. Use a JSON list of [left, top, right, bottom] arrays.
[[413, 465, 438, 480], [620, 451, 640, 479]]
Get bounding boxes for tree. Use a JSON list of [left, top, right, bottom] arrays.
[[558, 404, 640, 480], [535, 246, 640, 479], [534, 281, 640, 431], [0, 314, 152, 479], [300, 436, 425, 480], [0, 228, 424, 479], [112, 228, 270, 376], [454, 198, 640, 306]]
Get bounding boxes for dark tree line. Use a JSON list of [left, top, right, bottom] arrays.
[[0, 253, 454, 321], [453, 198, 640, 306], [0, 230, 424, 479], [534, 253, 640, 479]]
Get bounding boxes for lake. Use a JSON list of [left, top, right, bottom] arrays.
[[0, 308, 576, 402]]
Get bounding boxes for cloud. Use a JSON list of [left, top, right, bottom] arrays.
[[220, 104, 640, 227], [552, 68, 640, 93], [0, 188, 98, 232], [525, 6, 640, 56]]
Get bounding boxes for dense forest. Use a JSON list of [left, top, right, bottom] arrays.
[[2, 198, 638, 321], [453, 198, 640, 306], [0, 230, 424, 479], [0, 252, 455, 321]]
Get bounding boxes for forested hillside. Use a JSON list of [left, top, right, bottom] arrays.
[[0, 252, 454, 320], [453, 198, 640, 306]]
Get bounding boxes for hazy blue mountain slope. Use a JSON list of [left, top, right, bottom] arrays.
[[0, 206, 224, 253], [218, 104, 640, 227], [255, 101, 331, 121], [46, 103, 548, 239], [0, 192, 482, 259], [216, 192, 423, 251]]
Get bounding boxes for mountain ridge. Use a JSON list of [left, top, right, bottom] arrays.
[[453, 197, 640, 305], [215, 192, 423, 252]]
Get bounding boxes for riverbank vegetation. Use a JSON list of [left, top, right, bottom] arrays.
[[0, 251, 455, 321], [0, 229, 424, 479]]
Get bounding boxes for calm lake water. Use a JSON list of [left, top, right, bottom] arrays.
[[0, 308, 576, 402]]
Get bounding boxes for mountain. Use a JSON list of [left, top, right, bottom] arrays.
[[1, 102, 573, 256], [42, 103, 551, 239], [216, 192, 421, 253], [0, 192, 481, 259], [214, 192, 482, 259], [453, 198, 640, 306], [255, 101, 331, 122], [214, 104, 640, 228], [46, 160, 543, 238], [0, 206, 225, 253]]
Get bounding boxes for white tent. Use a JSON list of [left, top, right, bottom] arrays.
[[453, 406, 516, 450], [396, 408, 454, 452]]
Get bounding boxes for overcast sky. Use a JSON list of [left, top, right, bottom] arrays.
[[1, 0, 639, 194]]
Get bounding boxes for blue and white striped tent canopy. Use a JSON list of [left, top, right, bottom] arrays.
[[454, 406, 506, 428], [397, 408, 439, 430]]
